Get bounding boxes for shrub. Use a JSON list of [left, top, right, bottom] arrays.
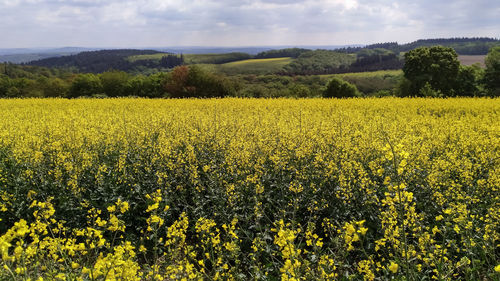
[[323, 77, 359, 98], [68, 73, 103, 98]]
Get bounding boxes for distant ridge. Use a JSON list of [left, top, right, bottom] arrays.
[[336, 37, 500, 55], [10, 37, 500, 73], [27, 49, 164, 73]]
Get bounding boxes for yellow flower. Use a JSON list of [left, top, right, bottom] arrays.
[[388, 261, 398, 273], [495, 264, 500, 273], [120, 201, 129, 213]]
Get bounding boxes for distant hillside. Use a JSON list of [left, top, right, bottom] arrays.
[[0, 52, 81, 64], [18, 37, 500, 75], [337, 37, 500, 55], [27, 49, 183, 73], [0, 47, 101, 63], [217, 57, 294, 75]]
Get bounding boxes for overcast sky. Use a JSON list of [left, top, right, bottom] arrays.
[[1, 0, 499, 48]]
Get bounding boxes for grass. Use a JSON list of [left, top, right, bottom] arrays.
[[127, 53, 169, 62], [319, 70, 403, 79], [217, 57, 293, 75]]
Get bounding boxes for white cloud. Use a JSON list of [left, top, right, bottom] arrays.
[[0, 0, 498, 47]]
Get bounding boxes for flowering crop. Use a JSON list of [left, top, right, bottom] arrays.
[[0, 98, 499, 280]]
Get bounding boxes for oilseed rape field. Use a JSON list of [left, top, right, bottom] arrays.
[[0, 98, 499, 280]]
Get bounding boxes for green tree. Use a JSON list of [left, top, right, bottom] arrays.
[[165, 65, 236, 98], [323, 77, 359, 98], [128, 73, 168, 98], [43, 78, 70, 97], [290, 84, 311, 98], [484, 46, 500, 97], [402, 46, 460, 96], [455, 64, 483, 97], [100, 71, 130, 97], [68, 74, 102, 98], [0, 76, 11, 97]]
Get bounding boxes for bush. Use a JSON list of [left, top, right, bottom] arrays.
[[323, 77, 359, 98], [165, 65, 237, 98], [69, 74, 103, 98], [100, 70, 130, 97]]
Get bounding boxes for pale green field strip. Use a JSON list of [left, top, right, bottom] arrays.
[[127, 53, 170, 62], [319, 70, 403, 79], [217, 57, 293, 74], [221, 57, 293, 66]]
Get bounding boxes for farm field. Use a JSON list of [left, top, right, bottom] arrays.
[[217, 57, 293, 74], [127, 53, 170, 62], [458, 55, 486, 67], [0, 98, 499, 280]]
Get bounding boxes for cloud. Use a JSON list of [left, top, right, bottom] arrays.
[[0, 0, 498, 47]]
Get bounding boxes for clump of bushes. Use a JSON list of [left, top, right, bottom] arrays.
[[323, 77, 360, 98]]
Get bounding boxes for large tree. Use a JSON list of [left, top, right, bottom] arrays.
[[402, 46, 460, 96], [484, 46, 500, 97]]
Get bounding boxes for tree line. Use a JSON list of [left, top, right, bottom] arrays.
[[1, 46, 499, 98], [27, 50, 185, 74], [336, 37, 500, 55]]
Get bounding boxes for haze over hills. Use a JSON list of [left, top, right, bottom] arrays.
[[0, 45, 363, 64], [12, 37, 496, 76], [2, 37, 498, 64]]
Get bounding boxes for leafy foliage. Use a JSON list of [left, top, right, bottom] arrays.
[[402, 46, 460, 96], [164, 65, 238, 98], [323, 77, 359, 98], [484, 46, 500, 97], [68, 73, 102, 98]]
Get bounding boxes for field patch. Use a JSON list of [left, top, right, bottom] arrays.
[[217, 57, 293, 74], [458, 55, 486, 67], [127, 53, 170, 62]]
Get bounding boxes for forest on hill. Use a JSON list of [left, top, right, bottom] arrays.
[[24, 38, 498, 76], [336, 37, 500, 55], [2, 45, 499, 99], [0, 38, 497, 100]]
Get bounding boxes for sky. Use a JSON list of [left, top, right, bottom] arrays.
[[0, 0, 499, 48]]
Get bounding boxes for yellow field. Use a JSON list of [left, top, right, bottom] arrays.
[[0, 98, 499, 280]]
